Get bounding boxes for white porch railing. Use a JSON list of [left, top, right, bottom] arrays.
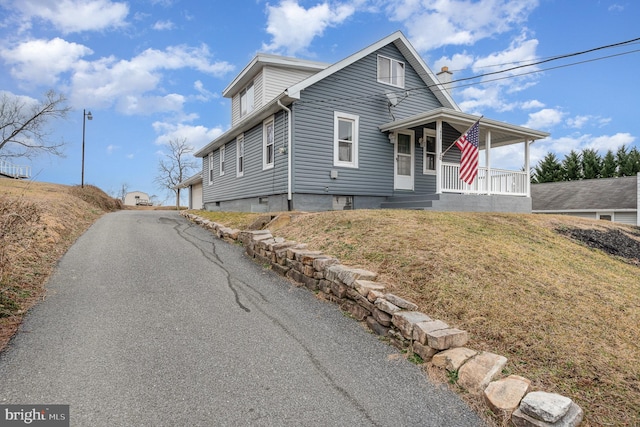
[[0, 159, 31, 179], [441, 162, 528, 196]]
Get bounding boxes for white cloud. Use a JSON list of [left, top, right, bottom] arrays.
[[0, 38, 233, 115], [153, 20, 175, 31], [524, 108, 564, 130], [566, 115, 612, 129], [386, 0, 539, 51], [1, 38, 92, 85], [262, 0, 356, 55], [10, 0, 129, 34], [520, 100, 544, 109], [193, 80, 217, 102], [436, 33, 541, 113], [1, 39, 234, 114], [152, 121, 225, 151]]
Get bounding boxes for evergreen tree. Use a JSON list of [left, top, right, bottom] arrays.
[[600, 150, 617, 178], [581, 148, 601, 179], [562, 150, 582, 181], [616, 145, 630, 176], [532, 152, 563, 183], [627, 147, 640, 175]]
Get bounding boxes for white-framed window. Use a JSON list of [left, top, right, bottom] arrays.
[[236, 134, 244, 177], [422, 129, 437, 175], [333, 112, 359, 168], [219, 144, 225, 176], [208, 153, 214, 185], [377, 55, 405, 88], [240, 82, 255, 117], [263, 116, 275, 170]]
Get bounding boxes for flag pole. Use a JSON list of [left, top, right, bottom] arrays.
[[440, 116, 483, 159]]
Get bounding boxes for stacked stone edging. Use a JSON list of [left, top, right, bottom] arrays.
[[182, 212, 584, 426]]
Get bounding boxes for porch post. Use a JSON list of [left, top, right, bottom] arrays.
[[436, 120, 443, 194], [485, 130, 492, 195], [525, 139, 531, 197]]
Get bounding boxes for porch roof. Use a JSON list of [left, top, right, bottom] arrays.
[[379, 107, 550, 148]]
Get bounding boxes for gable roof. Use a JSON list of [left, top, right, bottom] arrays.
[[531, 175, 639, 212], [195, 31, 460, 158], [286, 31, 459, 110], [223, 54, 330, 98]]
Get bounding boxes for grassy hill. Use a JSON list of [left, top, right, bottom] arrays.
[[1, 179, 638, 426], [193, 209, 640, 426]]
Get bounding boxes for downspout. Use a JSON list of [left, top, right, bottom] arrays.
[[277, 99, 293, 211]]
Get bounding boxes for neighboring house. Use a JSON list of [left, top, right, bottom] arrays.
[[193, 31, 549, 213], [124, 191, 151, 206], [0, 159, 30, 179], [174, 173, 203, 210], [531, 174, 640, 226]]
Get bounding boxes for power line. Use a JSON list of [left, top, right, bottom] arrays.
[[293, 37, 640, 112], [448, 36, 640, 85]]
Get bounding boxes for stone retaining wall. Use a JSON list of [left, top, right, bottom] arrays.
[[182, 212, 584, 427]]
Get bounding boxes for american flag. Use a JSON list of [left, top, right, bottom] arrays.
[[454, 120, 480, 185]]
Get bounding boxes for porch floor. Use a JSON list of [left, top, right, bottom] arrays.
[[380, 193, 532, 213]]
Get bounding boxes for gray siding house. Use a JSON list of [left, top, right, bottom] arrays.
[[531, 175, 640, 226], [193, 31, 549, 213]]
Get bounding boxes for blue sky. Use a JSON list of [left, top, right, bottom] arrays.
[[1, 0, 638, 204]]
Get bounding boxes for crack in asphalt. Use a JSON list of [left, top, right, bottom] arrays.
[[161, 216, 250, 313], [162, 215, 378, 425]]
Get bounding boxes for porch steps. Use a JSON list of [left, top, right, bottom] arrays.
[[380, 193, 440, 210]]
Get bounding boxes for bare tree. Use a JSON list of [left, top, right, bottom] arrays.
[[0, 90, 71, 159], [154, 137, 198, 209], [117, 183, 129, 203]]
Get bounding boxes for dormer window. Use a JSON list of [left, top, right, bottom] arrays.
[[377, 55, 405, 88], [240, 82, 255, 117]]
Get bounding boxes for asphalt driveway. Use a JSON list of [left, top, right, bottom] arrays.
[[0, 210, 484, 426]]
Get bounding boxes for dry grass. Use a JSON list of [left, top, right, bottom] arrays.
[[0, 179, 121, 349], [2, 184, 638, 425], [191, 209, 640, 426]]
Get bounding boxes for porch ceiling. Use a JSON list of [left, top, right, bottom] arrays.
[[379, 107, 550, 148]]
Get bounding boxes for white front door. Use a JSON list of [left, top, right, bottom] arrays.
[[394, 131, 414, 190]]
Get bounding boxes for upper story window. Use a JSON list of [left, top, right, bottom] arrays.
[[219, 144, 225, 176], [333, 112, 359, 168], [240, 82, 255, 117], [263, 116, 275, 170], [377, 55, 405, 88], [237, 135, 244, 177], [208, 153, 214, 185]]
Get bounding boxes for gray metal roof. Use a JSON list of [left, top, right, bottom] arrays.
[[531, 176, 638, 211]]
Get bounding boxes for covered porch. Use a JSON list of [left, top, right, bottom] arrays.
[[379, 108, 549, 211]]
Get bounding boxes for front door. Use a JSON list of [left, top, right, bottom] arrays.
[[394, 131, 414, 190]]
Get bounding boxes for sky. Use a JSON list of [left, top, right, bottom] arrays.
[[1, 0, 638, 204]]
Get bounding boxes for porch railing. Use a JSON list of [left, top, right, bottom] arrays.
[[0, 159, 31, 179], [441, 162, 528, 196]]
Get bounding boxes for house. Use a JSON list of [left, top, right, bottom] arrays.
[[192, 31, 549, 213], [124, 191, 151, 206], [174, 173, 203, 210], [531, 174, 640, 225]]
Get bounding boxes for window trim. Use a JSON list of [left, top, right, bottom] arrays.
[[236, 134, 244, 178], [208, 153, 214, 185], [333, 111, 359, 168], [240, 81, 255, 118], [263, 116, 275, 170], [219, 144, 225, 176], [422, 128, 437, 175], [377, 54, 405, 88]]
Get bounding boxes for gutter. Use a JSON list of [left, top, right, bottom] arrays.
[[277, 99, 293, 210]]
